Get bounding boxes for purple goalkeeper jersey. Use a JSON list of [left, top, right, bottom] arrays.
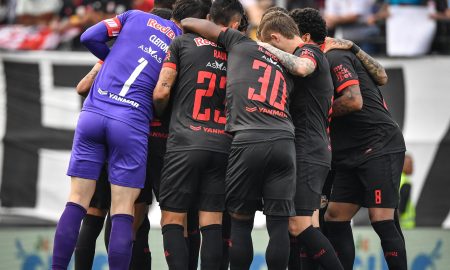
[[81, 10, 182, 134]]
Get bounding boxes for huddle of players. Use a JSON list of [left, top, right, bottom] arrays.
[[64, 1, 407, 270], [161, 4, 407, 270]]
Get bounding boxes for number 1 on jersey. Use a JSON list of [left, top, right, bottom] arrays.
[[119, 57, 148, 97]]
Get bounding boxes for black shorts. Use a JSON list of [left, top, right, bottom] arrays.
[[226, 139, 296, 217], [330, 152, 405, 208], [89, 165, 111, 210], [294, 162, 329, 216], [147, 137, 167, 202], [159, 150, 228, 212]]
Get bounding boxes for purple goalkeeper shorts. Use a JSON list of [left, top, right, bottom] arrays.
[[67, 111, 148, 188]]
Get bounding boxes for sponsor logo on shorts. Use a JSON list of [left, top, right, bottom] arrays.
[[138, 45, 162, 63], [149, 34, 169, 53], [108, 93, 140, 108], [147, 19, 176, 39], [97, 88, 108, 95], [206, 61, 226, 71], [194, 37, 218, 47]]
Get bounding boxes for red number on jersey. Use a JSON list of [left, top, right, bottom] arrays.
[[192, 71, 226, 124], [248, 59, 287, 111]]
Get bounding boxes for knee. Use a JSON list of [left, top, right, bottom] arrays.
[[324, 208, 339, 222], [288, 217, 310, 236], [369, 208, 394, 223], [160, 211, 185, 227], [199, 211, 222, 228], [229, 212, 253, 221]]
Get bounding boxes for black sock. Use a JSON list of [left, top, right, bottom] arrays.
[[130, 215, 152, 270], [288, 234, 300, 270], [266, 216, 290, 270], [394, 210, 405, 243], [298, 226, 343, 270], [229, 217, 254, 270], [324, 221, 354, 270], [74, 214, 105, 270], [200, 224, 223, 270], [187, 210, 200, 270], [221, 212, 231, 270], [162, 224, 189, 270], [104, 213, 111, 251], [372, 220, 407, 270]]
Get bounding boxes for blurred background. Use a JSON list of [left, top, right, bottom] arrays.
[[0, 0, 449, 269]]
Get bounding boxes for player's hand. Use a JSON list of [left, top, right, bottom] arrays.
[[322, 37, 354, 53]]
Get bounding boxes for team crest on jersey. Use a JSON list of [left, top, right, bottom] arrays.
[[194, 37, 218, 47], [147, 19, 176, 39], [206, 61, 227, 71], [138, 45, 162, 63]]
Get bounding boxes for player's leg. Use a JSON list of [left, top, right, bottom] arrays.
[[130, 202, 151, 270], [75, 164, 110, 270], [362, 153, 407, 270], [324, 168, 362, 270], [53, 111, 106, 270], [106, 119, 148, 270], [290, 163, 343, 270], [197, 151, 229, 270], [187, 208, 200, 270], [226, 143, 263, 270], [263, 139, 296, 270], [160, 151, 202, 270], [220, 211, 231, 270]]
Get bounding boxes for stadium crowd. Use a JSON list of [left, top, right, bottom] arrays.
[[0, 0, 449, 54]]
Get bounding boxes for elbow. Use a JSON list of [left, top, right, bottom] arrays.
[[76, 83, 90, 97], [377, 73, 388, 86], [352, 96, 363, 111], [153, 89, 169, 104], [180, 18, 193, 30], [80, 31, 90, 46]]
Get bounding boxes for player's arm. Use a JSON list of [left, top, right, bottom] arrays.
[[76, 61, 103, 97], [153, 38, 181, 116], [332, 85, 363, 117], [257, 42, 316, 77], [153, 68, 177, 117], [181, 18, 222, 43], [323, 38, 388, 86], [80, 11, 131, 60]]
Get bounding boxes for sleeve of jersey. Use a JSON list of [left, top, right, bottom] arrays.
[[80, 22, 111, 61], [162, 39, 180, 71], [217, 28, 246, 51], [298, 48, 317, 68], [328, 52, 359, 94]]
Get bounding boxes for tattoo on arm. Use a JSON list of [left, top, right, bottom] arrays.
[[332, 85, 363, 117], [355, 49, 388, 86], [258, 42, 315, 77], [322, 38, 353, 53], [76, 62, 102, 97], [153, 67, 177, 116]]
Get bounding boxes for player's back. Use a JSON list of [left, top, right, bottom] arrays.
[[83, 10, 182, 134], [325, 49, 405, 167], [291, 43, 333, 167], [217, 28, 295, 137], [163, 33, 231, 153]]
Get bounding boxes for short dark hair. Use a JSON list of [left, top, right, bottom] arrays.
[[210, 0, 245, 26], [151, 8, 173, 20], [238, 12, 249, 32], [258, 11, 299, 40], [172, 0, 212, 22], [154, 0, 176, 9], [289, 8, 327, 44]]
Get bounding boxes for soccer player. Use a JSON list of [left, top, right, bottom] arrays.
[[153, 1, 244, 269], [181, 12, 317, 270], [51, 1, 209, 268], [257, 10, 343, 270], [322, 20, 407, 270]]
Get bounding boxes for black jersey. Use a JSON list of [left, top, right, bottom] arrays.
[[325, 50, 405, 168], [217, 28, 295, 138], [291, 44, 333, 167], [163, 33, 231, 154]]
